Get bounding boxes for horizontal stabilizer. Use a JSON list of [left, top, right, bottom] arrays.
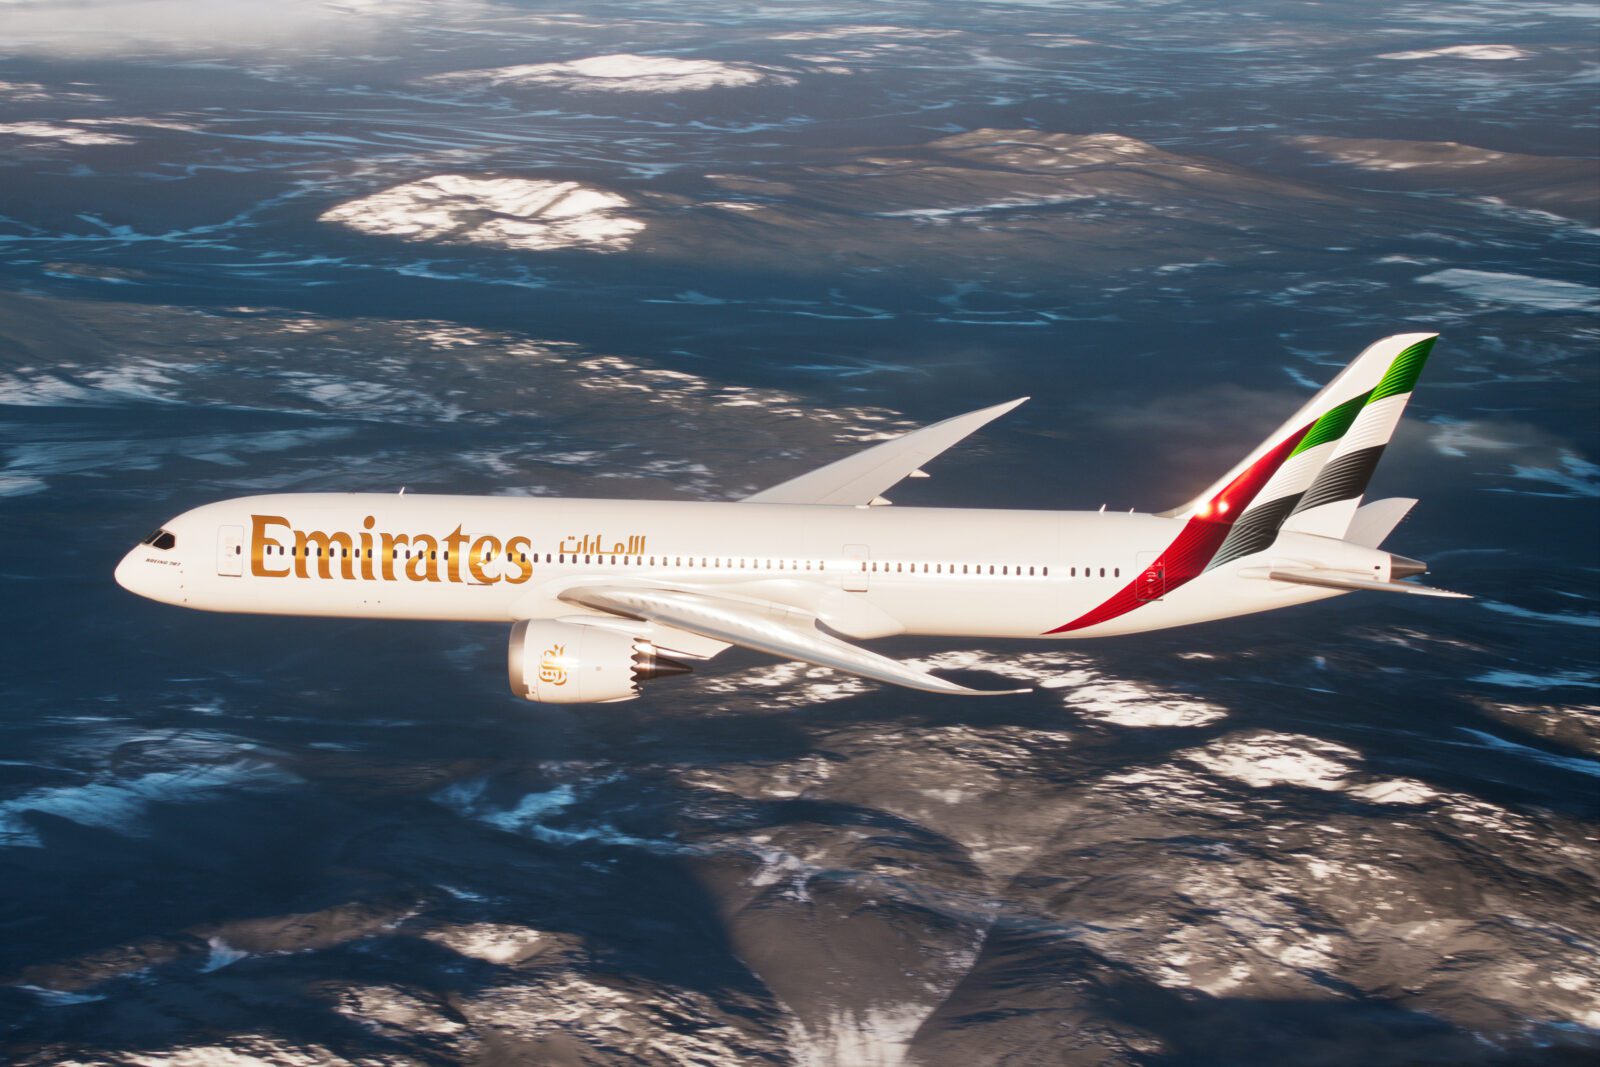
[[1268, 568, 1470, 599], [563, 584, 1031, 695], [743, 397, 1027, 506], [1344, 497, 1417, 549]]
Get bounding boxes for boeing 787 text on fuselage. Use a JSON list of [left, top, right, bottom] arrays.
[[116, 334, 1466, 700]]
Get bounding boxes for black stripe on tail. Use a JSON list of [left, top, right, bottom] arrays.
[[1291, 445, 1386, 514], [1208, 494, 1302, 570]]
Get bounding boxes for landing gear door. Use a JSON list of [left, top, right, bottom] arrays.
[[217, 525, 245, 577], [1135, 550, 1164, 602], [843, 544, 869, 592]]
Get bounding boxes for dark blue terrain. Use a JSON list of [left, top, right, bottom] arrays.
[[1, 2, 1596, 1063]]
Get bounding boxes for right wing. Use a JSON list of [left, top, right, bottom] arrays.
[[742, 397, 1028, 506], [561, 584, 1031, 696]]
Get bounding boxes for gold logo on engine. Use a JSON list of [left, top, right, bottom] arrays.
[[538, 644, 569, 686]]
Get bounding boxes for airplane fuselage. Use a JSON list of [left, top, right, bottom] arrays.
[[114, 492, 1339, 641]]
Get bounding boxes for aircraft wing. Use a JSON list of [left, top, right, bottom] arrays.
[[560, 584, 1031, 696], [742, 397, 1028, 506]]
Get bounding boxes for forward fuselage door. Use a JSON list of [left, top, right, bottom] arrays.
[[217, 524, 245, 577], [843, 543, 870, 592]]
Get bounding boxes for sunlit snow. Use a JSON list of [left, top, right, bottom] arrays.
[[427, 54, 794, 93], [320, 175, 644, 252]]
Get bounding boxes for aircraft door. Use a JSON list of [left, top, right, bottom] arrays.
[[843, 544, 869, 592], [217, 525, 245, 577], [1135, 550, 1164, 602]]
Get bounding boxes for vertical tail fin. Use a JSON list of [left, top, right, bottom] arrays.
[[1278, 335, 1436, 538], [1155, 333, 1438, 570]]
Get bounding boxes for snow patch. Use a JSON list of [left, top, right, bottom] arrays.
[[423, 923, 544, 965], [791, 1004, 930, 1067], [1473, 668, 1600, 690], [427, 54, 794, 93], [0, 474, 47, 497], [1049, 669, 1227, 727], [771, 25, 960, 41], [320, 175, 644, 253], [1350, 779, 1441, 805], [1379, 44, 1531, 61], [433, 776, 663, 849], [199, 937, 250, 973], [0, 121, 132, 146], [1418, 268, 1600, 312], [0, 760, 291, 849], [1187, 734, 1358, 791], [16, 984, 107, 1006]]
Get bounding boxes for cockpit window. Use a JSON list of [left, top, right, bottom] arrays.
[[142, 529, 177, 550]]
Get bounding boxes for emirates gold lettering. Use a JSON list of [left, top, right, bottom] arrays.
[[250, 514, 570, 586], [538, 644, 568, 685]]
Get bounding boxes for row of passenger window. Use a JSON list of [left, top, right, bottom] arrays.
[[262, 545, 828, 568], [866, 561, 1048, 577], [260, 544, 1119, 578], [862, 563, 1118, 578]]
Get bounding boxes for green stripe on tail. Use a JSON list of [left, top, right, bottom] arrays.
[[1290, 391, 1370, 457], [1369, 336, 1436, 404]]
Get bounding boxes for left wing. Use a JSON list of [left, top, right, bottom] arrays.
[[743, 397, 1028, 506], [560, 584, 1030, 696]]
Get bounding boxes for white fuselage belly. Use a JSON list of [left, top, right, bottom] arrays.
[[136, 493, 1336, 640]]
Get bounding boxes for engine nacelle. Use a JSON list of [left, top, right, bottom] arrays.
[[508, 620, 691, 704]]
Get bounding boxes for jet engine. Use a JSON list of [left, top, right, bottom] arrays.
[[508, 619, 692, 703]]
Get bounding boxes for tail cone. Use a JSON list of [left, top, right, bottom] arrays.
[[1390, 554, 1428, 580]]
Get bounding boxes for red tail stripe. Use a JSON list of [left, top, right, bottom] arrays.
[[1044, 425, 1310, 634]]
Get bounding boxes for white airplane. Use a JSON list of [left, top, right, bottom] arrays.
[[116, 333, 1466, 700]]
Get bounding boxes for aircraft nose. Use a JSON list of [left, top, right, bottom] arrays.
[[114, 548, 140, 593], [114, 547, 160, 599]]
